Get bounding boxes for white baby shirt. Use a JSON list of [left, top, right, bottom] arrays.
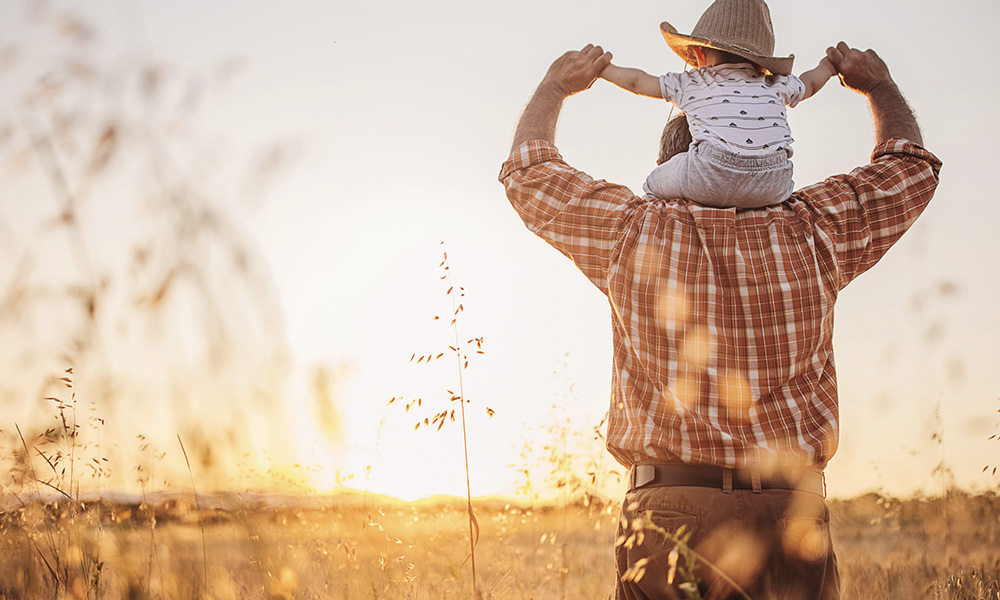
[[660, 63, 806, 157]]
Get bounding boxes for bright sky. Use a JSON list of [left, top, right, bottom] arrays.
[[1, 0, 998, 501]]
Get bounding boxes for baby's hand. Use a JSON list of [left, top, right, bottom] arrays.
[[818, 56, 836, 76], [600, 64, 662, 99]]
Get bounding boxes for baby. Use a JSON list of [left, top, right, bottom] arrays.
[[601, 0, 836, 208]]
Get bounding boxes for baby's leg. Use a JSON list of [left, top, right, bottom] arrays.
[[729, 162, 795, 208], [643, 153, 690, 200], [684, 145, 794, 208], [644, 146, 793, 207], [649, 145, 740, 207]]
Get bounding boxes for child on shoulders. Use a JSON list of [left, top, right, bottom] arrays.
[[601, 0, 836, 208]]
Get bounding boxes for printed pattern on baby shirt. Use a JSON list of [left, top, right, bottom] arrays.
[[660, 64, 806, 156]]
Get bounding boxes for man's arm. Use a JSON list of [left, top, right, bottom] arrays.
[[798, 57, 837, 101], [825, 42, 922, 145], [808, 42, 938, 288], [510, 44, 613, 153], [600, 64, 663, 99], [502, 45, 635, 293]]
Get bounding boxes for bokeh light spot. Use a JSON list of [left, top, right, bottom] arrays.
[[656, 289, 689, 332]]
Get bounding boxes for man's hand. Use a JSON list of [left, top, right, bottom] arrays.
[[509, 44, 613, 153], [541, 44, 614, 98], [825, 41, 922, 146], [825, 42, 892, 96]]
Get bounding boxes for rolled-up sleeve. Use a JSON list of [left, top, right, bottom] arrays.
[[799, 138, 942, 289], [499, 140, 639, 293]]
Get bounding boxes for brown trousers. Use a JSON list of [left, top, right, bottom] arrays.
[[615, 485, 839, 600]]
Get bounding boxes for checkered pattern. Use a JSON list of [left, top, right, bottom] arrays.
[[499, 138, 941, 470]]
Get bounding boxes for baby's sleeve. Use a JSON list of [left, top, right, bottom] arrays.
[[659, 72, 683, 105], [785, 74, 806, 108]]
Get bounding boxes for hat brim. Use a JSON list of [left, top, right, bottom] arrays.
[[660, 21, 794, 76]]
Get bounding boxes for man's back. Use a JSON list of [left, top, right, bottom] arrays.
[[500, 137, 940, 471]]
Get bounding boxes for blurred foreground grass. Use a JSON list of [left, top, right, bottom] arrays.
[[1, 490, 998, 599]]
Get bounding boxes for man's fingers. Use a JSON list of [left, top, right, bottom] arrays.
[[584, 44, 605, 62], [581, 44, 613, 72], [594, 52, 613, 76], [544, 45, 616, 96], [823, 42, 892, 95], [588, 44, 611, 64], [832, 41, 859, 65]]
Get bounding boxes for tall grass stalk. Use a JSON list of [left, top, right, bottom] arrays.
[[14, 423, 62, 587], [441, 242, 480, 598], [620, 515, 755, 599], [391, 243, 491, 596], [10, 368, 110, 595], [177, 434, 209, 595]]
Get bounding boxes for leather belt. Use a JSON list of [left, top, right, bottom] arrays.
[[628, 464, 826, 497]]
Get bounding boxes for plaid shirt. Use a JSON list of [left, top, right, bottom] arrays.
[[499, 138, 941, 470]]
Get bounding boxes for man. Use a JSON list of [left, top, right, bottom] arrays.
[[498, 40, 940, 600]]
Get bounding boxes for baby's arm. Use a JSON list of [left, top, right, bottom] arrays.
[[798, 56, 837, 101], [601, 64, 663, 99]]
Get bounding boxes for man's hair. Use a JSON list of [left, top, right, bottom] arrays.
[[658, 113, 693, 165], [706, 47, 755, 67]]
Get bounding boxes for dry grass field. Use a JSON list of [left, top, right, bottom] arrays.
[[2, 4, 997, 599], [1, 489, 998, 599]]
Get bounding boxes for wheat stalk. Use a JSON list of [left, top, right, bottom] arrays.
[[440, 242, 480, 598], [389, 243, 494, 598]]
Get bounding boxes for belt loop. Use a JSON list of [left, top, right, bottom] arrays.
[[751, 467, 762, 494], [633, 465, 655, 489], [722, 468, 733, 494]]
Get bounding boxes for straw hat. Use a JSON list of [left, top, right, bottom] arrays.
[[660, 0, 794, 76]]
